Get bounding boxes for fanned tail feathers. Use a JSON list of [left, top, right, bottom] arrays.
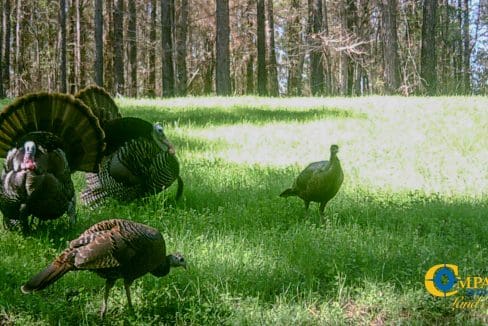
[[75, 86, 121, 127], [0, 92, 105, 172]]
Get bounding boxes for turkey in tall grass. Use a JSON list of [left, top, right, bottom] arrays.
[[75, 86, 183, 206], [280, 144, 343, 215], [0, 93, 105, 231], [21, 218, 187, 318]]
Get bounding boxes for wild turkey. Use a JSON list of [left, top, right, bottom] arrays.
[[280, 144, 344, 215], [21, 218, 187, 318], [0, 93, 105, 231], [75, 86, 183, 206]]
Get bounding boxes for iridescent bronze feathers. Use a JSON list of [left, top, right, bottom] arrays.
[[0, 93, 105, 230], [75, 86, 183, 206], [21, 219, 186, 317]]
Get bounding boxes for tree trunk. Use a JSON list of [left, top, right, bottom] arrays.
[[380, 0, 400, 94], [14, 0, 19, 95], [175, 0, 188, 96], [322, 0, 331, 95], [148, 0, 157, 97], [15, 0, 32, 95], [309, 0, 324, 95], [68, 0, 76, 93], [295, 10, 308, 97], [114, 0, 124, 94], [257, 0, 267, 95], [215, 0, 231, 95], [203, 37, 214, 95], [462, 0, 470, 94], [79, 0, 87, 89], [266, 0, 278, 96], [104, 0, 114, 94], [0, 0, 4, 97], [33, 6, 40, 90], [439, 0, 449, 93], [3, 0, 10, 95], [94, 0, 103, 87], [60, 0, 67, 92], [339, 1, 348, 95], [161, 0, 175, 97], [420, 0, 437, 95], [246, 54, 254, 94], [456, 0, 463, 93], [296, 51, 305, 95], [128, 0, 137, 96], [287, 0, 301, 96], [347, 0, 358, 95]]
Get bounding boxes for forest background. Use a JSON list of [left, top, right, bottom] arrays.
[[0, 0, 486, 98]]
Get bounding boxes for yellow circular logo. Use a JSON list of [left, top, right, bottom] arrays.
[[425, 264, 459, 297]]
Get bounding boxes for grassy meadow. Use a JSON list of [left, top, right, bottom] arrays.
[[0, 95, 487, 325]]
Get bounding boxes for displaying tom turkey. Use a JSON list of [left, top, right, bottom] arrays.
[[280, 144, 344, 215], [21, 218, 187, 318], [75, 86, 183, 206], [0, 93, 105, 231]]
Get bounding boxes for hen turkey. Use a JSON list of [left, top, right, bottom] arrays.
[[21, 218, 187, 317], [280, 144, 343, 214], [0, 93, 104, 231], [75, 86, 183, 206]]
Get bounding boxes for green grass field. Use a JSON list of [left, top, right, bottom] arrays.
[[0, 96, 487, 325]]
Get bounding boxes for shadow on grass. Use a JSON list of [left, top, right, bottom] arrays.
[[135, 179, 488, 324], [122, 105, 367, 127], [2, 162, 487, 324], [170, 133, 228, 154], [0, 218, 89, 252], [176, 161, 488, 291]]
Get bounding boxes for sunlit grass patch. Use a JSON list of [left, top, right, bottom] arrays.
[[156, 96, 487, 197]]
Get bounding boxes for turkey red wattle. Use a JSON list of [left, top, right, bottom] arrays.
[[21, 157, 37, 171]]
